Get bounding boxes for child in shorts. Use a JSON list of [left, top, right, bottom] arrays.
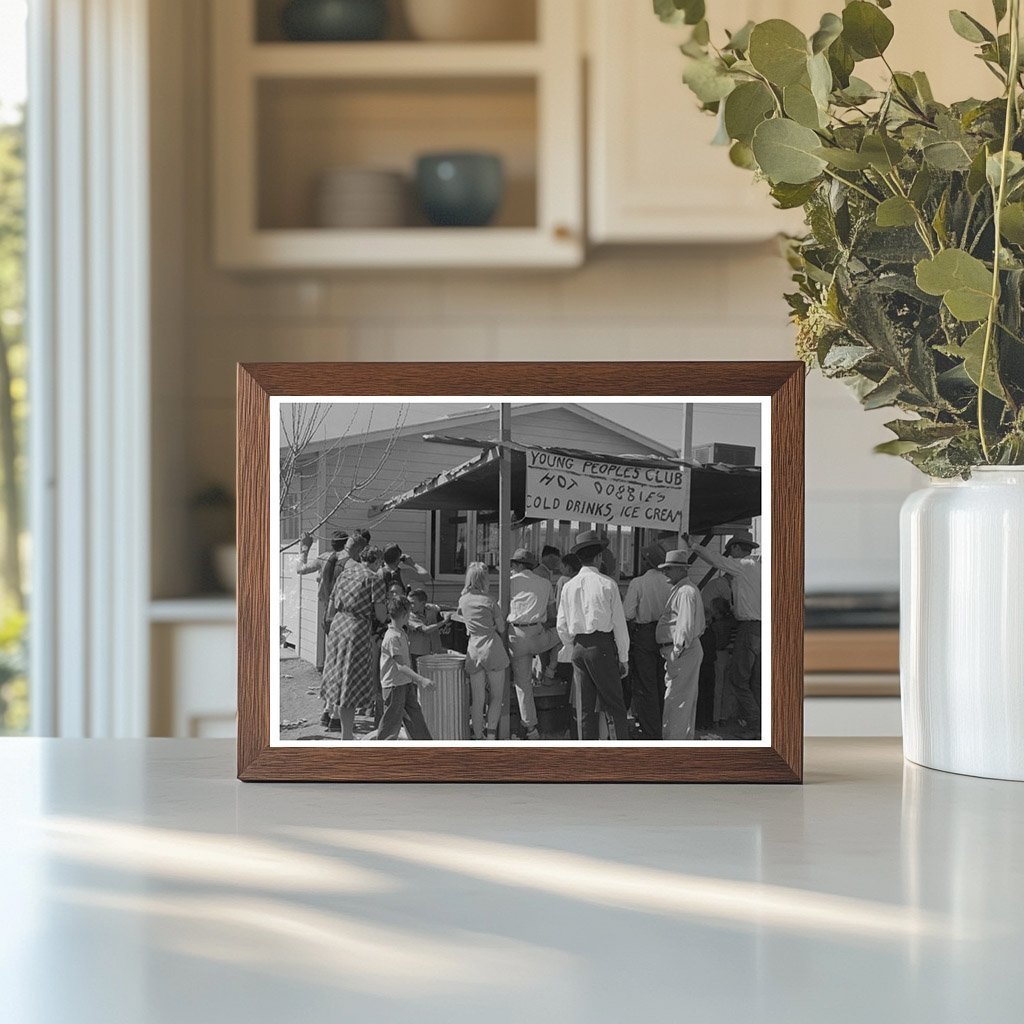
[[377, 594, 435, 741]]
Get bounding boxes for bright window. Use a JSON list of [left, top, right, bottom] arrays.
[[0, 0, 27, 735]]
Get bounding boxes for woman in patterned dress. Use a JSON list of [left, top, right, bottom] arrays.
[[321, 536, 386, 739], [458, 562, 509, 740]]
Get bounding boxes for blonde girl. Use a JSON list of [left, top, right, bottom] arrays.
[[457, 562, 509, 740]]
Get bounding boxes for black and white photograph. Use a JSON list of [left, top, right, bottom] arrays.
[[271, 397, 769, 746]]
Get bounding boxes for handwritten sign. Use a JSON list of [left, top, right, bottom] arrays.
[[525, 450, 690, 530]]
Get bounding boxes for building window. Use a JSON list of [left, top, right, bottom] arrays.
[[435, 513, 644, 579], [437, 509, 468, 576]]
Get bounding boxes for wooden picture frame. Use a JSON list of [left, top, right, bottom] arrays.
[[237, 362, 804, 782]]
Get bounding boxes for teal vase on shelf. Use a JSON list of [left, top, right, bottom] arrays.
[[280, 0, 388, 42]]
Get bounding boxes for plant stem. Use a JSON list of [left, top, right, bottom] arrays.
[[884, 171, 939, 254], [822, 167, 880, 204], [978, 0, 1021, 462]]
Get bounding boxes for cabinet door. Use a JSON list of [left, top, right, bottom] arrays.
[[587, 0, 809, 243], [588, 0, 1001, 245]]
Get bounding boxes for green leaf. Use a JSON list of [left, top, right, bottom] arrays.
[[913, 71, 935, 104], [915, 249, 994, 322], [993, 0, 1008, 24], [751, 118, 828, 184], [748, 20, 809, 87], [691, 19, 710, 45], [876, 197, 918, 228], [891, 72, 923, 111], [948, 10, 994, 44], [874, 439, 922, 455], [837, 76, 879, 104], [884, 418, 963, 443], [723, 81, 775, 144], [932, 190, 950, 247], [860, 133, 904, 173], [653, 0, 705, 26], [807, 51, 833, 109], [724, 20, 755, 53], [770, 180, 820, 209], [939, 325, 1005, 398], [814, 146, 872, 170], [682, 57, 736, 104], [729, 140, 757, 169], [842, 1, 895, 59], [967, 144, 991, 194], [1000, 203, 1024, 245], [827, 35, 855, 88], [862, 374, 903, 409], [986, 150, 1024, 191], [923, 140, 973, 171], [909, 164, 933, 205], [784, 80, 824, 129], [810, 12, 843, 54]]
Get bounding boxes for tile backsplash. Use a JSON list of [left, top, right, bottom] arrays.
[[178, 247, 917, 594]]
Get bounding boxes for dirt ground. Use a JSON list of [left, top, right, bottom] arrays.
[[279, 651, 757, 742], [278, 653, 378, 741]]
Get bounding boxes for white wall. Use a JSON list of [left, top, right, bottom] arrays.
[[157, 0, 920, 599]]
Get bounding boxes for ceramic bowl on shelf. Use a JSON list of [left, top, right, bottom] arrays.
[[315, 167, 408, 229], [280, 0, 388, 42], [414, 152, 504, 227], [403, 0, 534, 42]]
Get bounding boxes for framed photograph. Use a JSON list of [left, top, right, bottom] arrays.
[[237, 362, 804, 782]]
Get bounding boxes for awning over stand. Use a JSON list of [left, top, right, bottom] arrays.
[[371, 441, 760, 532]]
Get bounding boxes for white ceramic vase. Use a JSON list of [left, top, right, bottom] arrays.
[[900, 467, 1024, 780]]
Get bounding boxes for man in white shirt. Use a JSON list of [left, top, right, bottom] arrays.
[[689, 531, 762, 739], [508, 548, 560, 739], [623, 543, 673, 739], [557, 530, 630, 740], [655, 548, 706, 740]]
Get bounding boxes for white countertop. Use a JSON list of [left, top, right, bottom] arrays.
[[1, 738, 1020, 1023]]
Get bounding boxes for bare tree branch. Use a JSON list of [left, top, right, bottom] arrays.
[[279, 403, 410, 553]]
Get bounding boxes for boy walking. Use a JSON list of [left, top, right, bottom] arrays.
[[377, 594, 435, 741]]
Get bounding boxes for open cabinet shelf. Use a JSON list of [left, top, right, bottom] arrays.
[[212, 0, 582, 269]]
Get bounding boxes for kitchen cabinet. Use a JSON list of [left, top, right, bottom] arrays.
[[587, 0, 812, 243], [150, 600, 237, 737], [211, 0, 583, 269], [586, 0, 999, 244]]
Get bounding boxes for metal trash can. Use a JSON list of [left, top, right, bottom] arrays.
[[417, 652, 470, 740]]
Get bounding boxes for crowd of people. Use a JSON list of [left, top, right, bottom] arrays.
[[294, 523, 762, 742]]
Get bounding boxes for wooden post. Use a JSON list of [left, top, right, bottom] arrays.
[[498, 403, 513, 738], [678, 403, 694, 545]]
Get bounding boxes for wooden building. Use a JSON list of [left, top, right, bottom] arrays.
[[280, 403, 678, 665]]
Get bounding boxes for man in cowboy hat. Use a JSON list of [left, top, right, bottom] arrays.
[[689, 531, 762, 739], [623, 542, 673, 739], [508, 547, 560, 739], [655, 547, 706, 740], [556, 530, 630, 741]]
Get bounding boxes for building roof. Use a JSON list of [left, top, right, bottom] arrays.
[[287, 403, 677, 458]]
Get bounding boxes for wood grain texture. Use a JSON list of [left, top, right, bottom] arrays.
[[237, 361, 805, 783], [804, 629, 899, 674]]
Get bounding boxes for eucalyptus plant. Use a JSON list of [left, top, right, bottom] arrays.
[[657, 0, 1024, 475]]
